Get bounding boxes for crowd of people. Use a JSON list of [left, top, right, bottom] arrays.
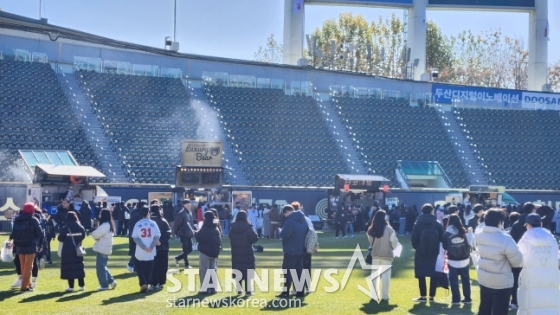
[[6, 199, 316, 298], [6, 197, 560, 314]]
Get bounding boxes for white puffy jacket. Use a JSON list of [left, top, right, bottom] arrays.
[[92, 222, 114, 256], [475, 226, 523, 289], [517, 227, 560, 315]]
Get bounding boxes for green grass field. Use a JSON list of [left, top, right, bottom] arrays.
[[0, 232, 517, 315]]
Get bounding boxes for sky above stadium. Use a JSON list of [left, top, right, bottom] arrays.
[[0, 0, 558, 63]]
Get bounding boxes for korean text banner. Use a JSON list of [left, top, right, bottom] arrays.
[[432, 83, 523, 107], [181, 140, 223, 167]]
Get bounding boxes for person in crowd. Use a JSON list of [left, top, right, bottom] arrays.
[[54, 199, 76, 232], [228, 210, 258, 296], [269, 205, 281, 240], [43, 210, 55, 264], [507, 212, 520, 232], [390, 206, 401, 234], [405, 206, 418, 235], [475, 208, 522, 315], [131, 205, 161, 293], [333, 207, 347, 239], [162, 201, 175, 235], [91, 209, 116, 291], [367, 210, 399, 301], [195, 211, 222, 294], [345, 206, 356, 238], [223, 205, 232, 237], [116, 202, 127, 236], [34, 207, 47, 271], [173, 200, 195, 269], [436, 206, 445, 224], [58, 211, 86, 292], [127, 201, 145, 273], [517, 213, 560, 313], [80, 201, 93, 233], [195, 202, 205, 224], [112, 203, 123, 236], [247, 205, 259, 234], [508, 202, 536, 309], [292, 201, 315, 294], [231, 203, 241, 223], [209, 208, 223, 235], [121, 202, 131, 236], [411, 204, 444, 303], [278, 205, 308, 298], [149, 205, 171, 290], [442, 214, 472, 305], [262, 205, 271, 239], [537, 205, 555, 232], [467, 204, 484, 231], [9, 203, 43, 292]]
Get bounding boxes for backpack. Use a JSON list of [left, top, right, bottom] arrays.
[[12, 219, 33, 248], [305, 228, 319, 254], [419, 225, 440, 257], [446, 234, 470, 261]]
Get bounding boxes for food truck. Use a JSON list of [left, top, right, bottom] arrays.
[[19, 150, 106, 214]]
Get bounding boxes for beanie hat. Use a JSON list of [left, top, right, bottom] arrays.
[[22, 202, 35, 214], [150, 205, 161, 216]]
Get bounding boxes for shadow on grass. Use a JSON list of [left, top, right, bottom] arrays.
[[0, 289, 19, 302], [101, 290, 158, 305], [359, 299, 397, 314], [0, 270, 16, 276], [19, 291, 67, 303], [56, 291, 96, 302], [113, 273, 137, 280], [260, 296, 307, 311]]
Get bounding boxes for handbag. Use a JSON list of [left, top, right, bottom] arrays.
[[69, 227, 86, 257], [1, 241, 14, 262], [365, 236, 375, 264], [57, 242, 63, 257]]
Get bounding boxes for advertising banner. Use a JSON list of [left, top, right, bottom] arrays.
[[432, 83, 522, 107], [232, 191, 252, 210], [181, 140, 223, 167]]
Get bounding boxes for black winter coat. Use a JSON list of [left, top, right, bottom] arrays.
[[510, 213, 528, 243], [151, 215, 172, 251], [195, 224, 221, 258], [410, 214, 444, 278], [58, 221, 86, 280], [229, 220, 258, 272], [162, 205, 175, 222], [10, 213, 44, 254], [80, 206, 92, 230]]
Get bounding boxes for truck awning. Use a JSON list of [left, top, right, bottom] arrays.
[[35, 164, 106, 177], [336, 174, 389, 182]]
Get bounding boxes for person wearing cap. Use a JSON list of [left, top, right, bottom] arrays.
[[9, 202, 44, 291], [516, 213, 560, 314]]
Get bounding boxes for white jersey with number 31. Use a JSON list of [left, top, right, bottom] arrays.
[[131, 218, 161, 261]]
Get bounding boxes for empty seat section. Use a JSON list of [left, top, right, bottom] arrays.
[[0, 58, 101, 182], [333, 96, 470, 188], [74, 70, 197, 184], [454, 107, 560, 190], [204, 85, 349, 187]]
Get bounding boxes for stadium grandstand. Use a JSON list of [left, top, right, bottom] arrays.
[[0, 10, 559, 192]]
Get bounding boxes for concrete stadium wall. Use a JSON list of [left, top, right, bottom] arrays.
[[0, 31, 430, 95]]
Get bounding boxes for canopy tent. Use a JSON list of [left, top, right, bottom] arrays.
[[34, 164, 105, 178]]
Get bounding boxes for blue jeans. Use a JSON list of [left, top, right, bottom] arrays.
[[96, 252, 114, 288], [223, 219, 230, 236], [114, 220, 120, 235], [346, 222, 355, 235], [448, 265, 471, 302]]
